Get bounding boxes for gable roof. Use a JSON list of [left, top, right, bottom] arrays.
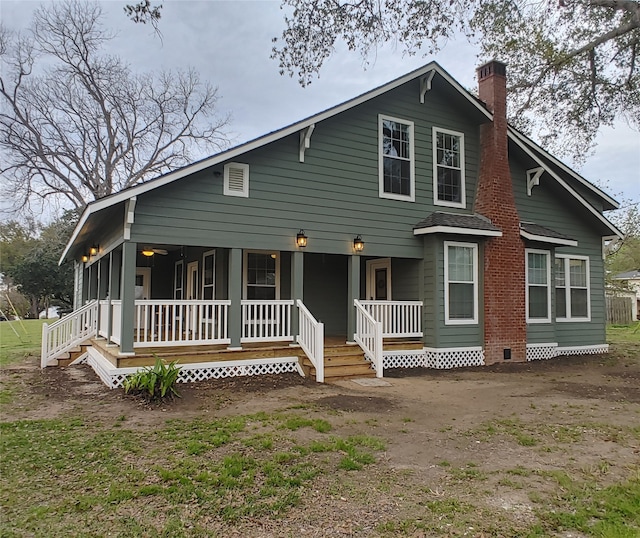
[[60, 61, 622, 263], [614, 269, 640, 280]]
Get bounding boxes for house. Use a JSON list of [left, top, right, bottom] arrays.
[[46, 60, 622, 388], [611, 269, 640, 321]]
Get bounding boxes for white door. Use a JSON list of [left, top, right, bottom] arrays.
[[186, 261, 199, 300], [366, 258, 391, 300], [135, 267, 151, 300]]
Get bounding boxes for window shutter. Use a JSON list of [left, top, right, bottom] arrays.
[[223, 163, 249, 197]]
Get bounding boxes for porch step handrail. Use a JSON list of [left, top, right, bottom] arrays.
[[354, 299, 383, 378], [296, 300, 324, 383], [241, 300, 295, 343], [359, 300, 423, 338], [41, 300, 98, 368]]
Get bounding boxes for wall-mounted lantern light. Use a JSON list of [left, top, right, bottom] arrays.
[[89, 245, 98, 256], [353, 235, 364, 252], [296, 229, 308, 248], [81, 255, 89, 263]]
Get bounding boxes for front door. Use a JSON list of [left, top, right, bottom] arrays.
[[186, 261, 199, 300], [366, 258, 391, 300]]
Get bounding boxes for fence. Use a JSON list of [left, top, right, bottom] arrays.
[[606, 295, 633, 325]]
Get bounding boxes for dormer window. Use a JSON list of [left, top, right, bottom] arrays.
[[433, 127, 465, 208], [379, 115, 415, 202]]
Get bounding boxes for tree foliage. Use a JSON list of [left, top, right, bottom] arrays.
[[271, 0, 640, 162], [0, 212, 77, 318], [0, 0, 228, 211], [607, 204, 640, 289]]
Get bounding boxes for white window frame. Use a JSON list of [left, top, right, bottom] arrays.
[[526, 249, 551, 323], [243, 250, 280, 300], [555, 255, 591, 322], [378, 114, 415, 202], [433, 126, 466, 209], [174, 260, 184, 300], [201, 250, 216, 300], [444, 241, 478, 325], [223, 162, 249, 198]]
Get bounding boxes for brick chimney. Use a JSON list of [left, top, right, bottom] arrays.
[[474, 60, 526, 364]]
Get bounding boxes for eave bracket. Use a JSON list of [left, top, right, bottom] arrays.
[[526, 167, 544, 196], [124, 196, 137, 240], [299, 123, 315, 163], [420, 70, 436, 103]]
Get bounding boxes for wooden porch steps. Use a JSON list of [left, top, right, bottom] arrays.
[[55, 342, 91, 367], [302, 344, 376, 382]]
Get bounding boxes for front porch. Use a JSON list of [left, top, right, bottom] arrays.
[[42, 298, 426, 386]]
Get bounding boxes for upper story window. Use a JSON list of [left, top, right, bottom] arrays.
[[379, 115, 415, 202], [433, 127, 465, 208], [526, 249, 551, 323], [444, 241, 478, 324], [555, 255, 590, 321]]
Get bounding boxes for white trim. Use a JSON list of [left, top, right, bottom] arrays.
[[414, 225, 502, 237], [444, 241, 478, 325], [556, 344, 609, 356], [508, 129, 622, 237], [201, 249, 216, 300], [186, 261, 199, 300], [173, 260, 184, 300], [510, 129, 619, 209], [433, 126, 466, 209], [520, 229, 578, 247], [378, 115, 415, 202], [243, 250, 281, 300], [223, 162, 249, 197], [555, 254, 591, 322], [526, 249, 551, 323]]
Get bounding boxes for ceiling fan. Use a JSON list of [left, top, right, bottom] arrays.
[[140, 247, 168, 257]]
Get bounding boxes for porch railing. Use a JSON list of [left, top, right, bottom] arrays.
[[297, 300, 324, 382], [41, 300, 98, 368], [111, 300, 122, 345], [359, 300, 423, 338], [354, 299, 383, 378], [134, 300, 231, 347], [241, 300, 295, 343]]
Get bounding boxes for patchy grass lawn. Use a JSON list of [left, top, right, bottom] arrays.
[[0, 321, 638, 536], [608, 323, 640, 345], [0, 318, 48, 367]]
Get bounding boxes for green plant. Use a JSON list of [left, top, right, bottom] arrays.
[[123, 356, 181, 401]]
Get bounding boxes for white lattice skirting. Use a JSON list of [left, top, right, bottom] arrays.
[[382, 350, 428, 369], [527, 343, 609, 361], [382, 347, 485, 370], [86, 347, 304, 389]]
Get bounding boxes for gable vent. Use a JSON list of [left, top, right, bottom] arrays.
[[223, 163, 249, 197]]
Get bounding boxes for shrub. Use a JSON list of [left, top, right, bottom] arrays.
[[123, 357, 181, 402]]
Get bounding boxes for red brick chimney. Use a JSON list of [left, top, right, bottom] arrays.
[[474, 60, 526, 364]]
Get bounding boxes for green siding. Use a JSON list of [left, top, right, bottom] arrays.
[[304, 254, 348, 336], [392, 259, 420, 301]]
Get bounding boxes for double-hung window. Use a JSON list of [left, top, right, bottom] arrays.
[[174, 261, 183, 300], [433, 127, 465, 208], [379, 115, 415, 201], [526, 249, 551, 323], [555, 255, 590, 321], [444, 242, 478, 324], [244, 251, 280, 300], [202, 250, 215, 300]]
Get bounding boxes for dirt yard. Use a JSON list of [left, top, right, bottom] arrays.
[[1, 340, 639, 537]]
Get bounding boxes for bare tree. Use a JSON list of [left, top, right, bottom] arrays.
[[0, 0, 228, 211]]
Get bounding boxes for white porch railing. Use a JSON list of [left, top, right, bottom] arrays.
[[134, 300, 231, 347], [296, 300, 324, 382], [241, 300, 294, 343], [111, 300, 122, 345], [354, 299, 383, 378], [359, 300, 423, 338], [41, 300, 98, 367]]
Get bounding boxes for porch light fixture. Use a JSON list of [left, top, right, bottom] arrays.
[[141, 249, 155, 257], [81, 255, 89, 263], [89, 245, 98, 256], [296, 229, 308, 248], [353, 235, 365, 252]]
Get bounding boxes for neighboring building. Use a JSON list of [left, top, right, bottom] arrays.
[[612, 269, 640, 320], [47, 60, 622, 387]]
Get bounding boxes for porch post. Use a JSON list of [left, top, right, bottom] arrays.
[[96, 258, 108, 339], [291, 251, 304, 339], [119, 241, 136, 355], [105, 250, 120, 345], [228, 247, 242, 349], [347, 255, 360, 343]]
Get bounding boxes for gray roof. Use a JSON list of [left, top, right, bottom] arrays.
[[520, 222, 575, 242], [413, 212, 501, 232], [614, 269, 640, 280]]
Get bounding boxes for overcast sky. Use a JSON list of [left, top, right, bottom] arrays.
[[2, 0, 639, 212]]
